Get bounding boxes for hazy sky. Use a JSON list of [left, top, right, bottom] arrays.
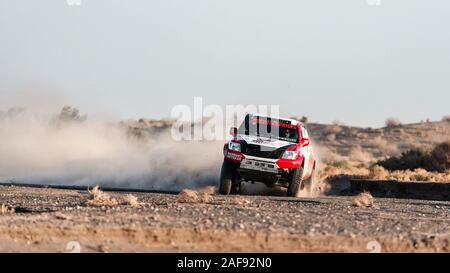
[[1, 0, 449, 127]]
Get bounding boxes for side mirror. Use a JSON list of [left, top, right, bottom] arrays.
[[230, 127, 238, 137], [300, 138, 310, 147]]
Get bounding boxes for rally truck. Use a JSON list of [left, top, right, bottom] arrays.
[[219, 114, 316, 197]]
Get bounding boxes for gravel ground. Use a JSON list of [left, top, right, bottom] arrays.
[[0, 185, 449, 252]]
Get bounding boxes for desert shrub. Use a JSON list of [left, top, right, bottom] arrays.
[[86, 187, 144, 207], [389, 169, 450, 182], [378, 141, 449, 173], [121, 194, 142, 207], [87, 186, 118, 206], [322, 160, 450, 183], [385, 117, 402, 127], [50, 106, 87, 128], [352, 192, 374, 208], [318, 163, 369, 182], [368, 165, 389, 180], [178, 189, 213, 203], [442, 115, 450, 122], [57, 106, 87, 123], [426, 141, 450, 172], [0, 204, 15, 214], [378, 148, 430, 171]]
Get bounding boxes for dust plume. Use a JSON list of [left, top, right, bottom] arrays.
[[0, 108, 223, 191]]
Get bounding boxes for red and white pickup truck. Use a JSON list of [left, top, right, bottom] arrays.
[[220, 114, 316, 197]]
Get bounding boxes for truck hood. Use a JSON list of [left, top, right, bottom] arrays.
[[238, 134, 293, 149]]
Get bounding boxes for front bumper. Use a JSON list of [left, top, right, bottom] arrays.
[[236, 156, 282, 185], [240, 157, 278, 173], [224, 149, 303, 185]]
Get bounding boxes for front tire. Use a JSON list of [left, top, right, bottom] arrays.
[[303, 164, 316, 195], [219, 160, 236, 195], [287, 167, 304, 197]]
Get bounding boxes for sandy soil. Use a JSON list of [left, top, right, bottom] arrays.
[[0, 185, 449, 253]]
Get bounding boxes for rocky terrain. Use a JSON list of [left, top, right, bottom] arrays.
[[307, 120, 450, 163], [0, 185, 449, 252]]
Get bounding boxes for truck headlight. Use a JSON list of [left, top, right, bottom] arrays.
[[228, 142, 241, 152], [282, 150, 299, 160]]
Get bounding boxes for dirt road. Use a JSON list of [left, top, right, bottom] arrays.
[[0, 185, 449, 252]]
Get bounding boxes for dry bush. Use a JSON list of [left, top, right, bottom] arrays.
[[368, 165, 389, 180], [352, 192, 374, 208], [319, 163, 369, 182], [389, 169, 450, 182], [378, 141, 449, 173], [178, 189, 213, 204], [322, 162, 450, 183], [55, 106, 87, 123], [87, 186, 119, 206], [398, 168, 436, 181], [178, 189, 199, 203], [427, 141, 450, 172], [385, 117, 402, 127], [87, 187, 144, 207], [378, 147, 429, 171], [442, 116, 450, 122], [137, 118, 173, 128], [121, 194, 141, 208], [0, 204, 15, 214]]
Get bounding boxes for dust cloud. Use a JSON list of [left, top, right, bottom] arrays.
[[0, 108, 223, 190]]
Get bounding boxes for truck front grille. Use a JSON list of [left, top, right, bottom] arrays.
[[243, 144, 287, 159]]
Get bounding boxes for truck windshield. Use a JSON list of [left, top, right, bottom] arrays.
[[238, 116, 299, 143]]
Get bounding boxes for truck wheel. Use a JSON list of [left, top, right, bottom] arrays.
[[219, 160, 235, 195], [287, 167, 304, 197], [303, 164, 316, 195], [230, 182, 241, 194]]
